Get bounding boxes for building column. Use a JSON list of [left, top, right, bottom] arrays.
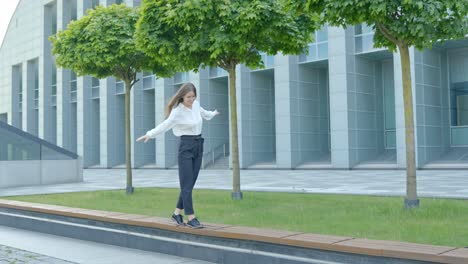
[[57, 0, 72, 150], [100, 77, 118, 168], [328, 26, 354, 168], [274, 53, 294, 168], [77, 0, 94, 167], [24, 59, 38, 136], [154, 78, 177, 168], [131, 72, 144, 168], [11, 64, 22, 128], [40, 3, 56, 143]]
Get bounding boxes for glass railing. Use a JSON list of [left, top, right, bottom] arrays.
[[0, 121, 78, 161]]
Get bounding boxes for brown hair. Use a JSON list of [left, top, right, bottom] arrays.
[[165, 82, 197, 118]]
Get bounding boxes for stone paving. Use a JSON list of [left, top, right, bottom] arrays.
[[0, 245, 75, 264], [0, 169, 467, 199]]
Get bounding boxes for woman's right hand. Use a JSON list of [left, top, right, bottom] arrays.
[[136, 135, 151, 143]]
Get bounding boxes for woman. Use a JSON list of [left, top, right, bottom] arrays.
[[136, 82, 219, 229]]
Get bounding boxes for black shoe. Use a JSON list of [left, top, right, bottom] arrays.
[[187, 218, 203, 229], [171, 214, 184, 226]]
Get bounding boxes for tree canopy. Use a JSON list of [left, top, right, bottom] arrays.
[[287, 0, 468, 51], [136, 0, 319, 71], [50, 4, 173, 82]]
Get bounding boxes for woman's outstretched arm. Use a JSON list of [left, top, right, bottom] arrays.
[[136, 108, 179, 143], [200, 106, 219, 120]]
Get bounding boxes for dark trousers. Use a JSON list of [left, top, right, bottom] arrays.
[[176, 135, 204, 215]]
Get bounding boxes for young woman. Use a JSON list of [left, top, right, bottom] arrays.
[[136, 82, 219, 229]]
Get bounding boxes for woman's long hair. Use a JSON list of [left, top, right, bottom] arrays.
[[166, 82, 197, 118]]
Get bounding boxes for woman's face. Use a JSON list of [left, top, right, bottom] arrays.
[[182, 91, 196, 107]]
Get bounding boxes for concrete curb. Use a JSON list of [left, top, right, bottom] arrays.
[[0, 199, 466, 264]]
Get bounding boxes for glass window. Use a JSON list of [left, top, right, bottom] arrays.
[[92, 77, 100, 99], [316, 26, 328, 42], [174, 72, 189, 83], [92, 0, 100, 8], [143, 75, 154, 89], [317, 43, 328, 60], [259, 52, 274, 68], [450, 82, 468, 126], [92, 77, 100, 87], [70, 71, 77, 91], [355, 23, 374, 35], [116, 80, 125, 94]]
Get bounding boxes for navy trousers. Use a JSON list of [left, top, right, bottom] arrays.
[[176, 134, 204, 215]]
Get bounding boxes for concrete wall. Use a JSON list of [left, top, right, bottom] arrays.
[[0, 159, 83, 188]]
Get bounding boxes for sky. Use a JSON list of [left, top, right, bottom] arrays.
[[0, 0, 20, 45]]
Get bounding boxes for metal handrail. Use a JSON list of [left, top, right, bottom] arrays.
[[203, 142, 228, 168]]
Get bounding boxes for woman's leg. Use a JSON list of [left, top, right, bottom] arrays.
[[190, 138, 204, 190], [178, 139, 196, 216], [186, 138, 204, 222]]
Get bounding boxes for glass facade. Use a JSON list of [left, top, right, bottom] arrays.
[[355, 23, 380, 53], [299, 26, 328, 62], [33, 62, 39, 110], [450, 82, 468, 126], [51, 64, 57, 106], [174, 72, 190, 84], [209, 67, 228, 78], [142, 71, 155, 90], [0, 121, 77, 161], [450, 82, 468, 145], [116, 79, 125, 94], [91, 77, 100, 99], [70, 71, 77, 102], [260, 52, 274, 69]]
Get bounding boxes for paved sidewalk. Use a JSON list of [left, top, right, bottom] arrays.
[[0, 244, 75, 264], [0, 169, 467, 198], [0, 226, 212, 264]]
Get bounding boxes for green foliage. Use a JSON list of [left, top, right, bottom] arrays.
[[49, 4, 173, 82], [287, 0, 468, 51], [136, 0, 320, 70]]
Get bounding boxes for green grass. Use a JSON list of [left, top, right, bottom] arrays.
[[4, 188, 468, 247]]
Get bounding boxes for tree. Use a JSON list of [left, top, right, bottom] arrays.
[[286, 0, 468, 208], [136, 0, 319, 200], [50, 4, 173, 194]]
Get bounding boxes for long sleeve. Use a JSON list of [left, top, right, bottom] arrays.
[[200, 106, 217, 120], [146, 108, 179, 138]]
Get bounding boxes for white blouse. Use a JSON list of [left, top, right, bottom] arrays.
[[146, 100, 217, 138]]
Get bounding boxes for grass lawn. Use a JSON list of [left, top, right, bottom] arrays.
[[4, 188, 468, 247]]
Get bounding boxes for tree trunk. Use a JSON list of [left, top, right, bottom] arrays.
[[398, 44, 419, 208], [124, 79, 134, 194], [228, 65, 242, 200]]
